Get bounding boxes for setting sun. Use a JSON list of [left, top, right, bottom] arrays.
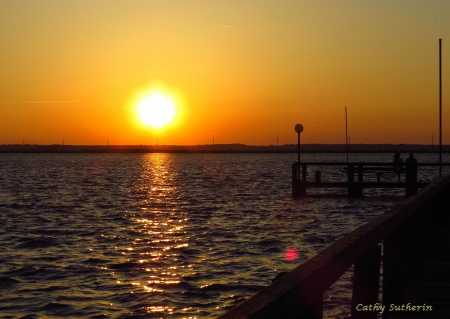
[[137, 93, 176, 128]]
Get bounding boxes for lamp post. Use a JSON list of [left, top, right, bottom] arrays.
[[295, 124, 303, 164], [295, 124, 304, 182]]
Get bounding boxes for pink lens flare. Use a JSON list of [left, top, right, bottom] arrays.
[[285, 247, 299, 263]]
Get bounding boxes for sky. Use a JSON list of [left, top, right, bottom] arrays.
[[1, 0, 450, 146]]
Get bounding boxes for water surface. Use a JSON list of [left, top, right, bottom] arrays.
[[0, 152, 448, 318]]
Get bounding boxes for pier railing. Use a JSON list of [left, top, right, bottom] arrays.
[[218, 173, 450, 319], [292, 162, 450, 197]]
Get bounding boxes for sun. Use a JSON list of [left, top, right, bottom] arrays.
[[137, 93, 176, 128]]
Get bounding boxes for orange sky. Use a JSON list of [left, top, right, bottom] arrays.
[[1, 1, 450, 145]]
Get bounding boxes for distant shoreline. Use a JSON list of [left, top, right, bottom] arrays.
[[2, 151, 450, 154], [1, 143, 449, 154]]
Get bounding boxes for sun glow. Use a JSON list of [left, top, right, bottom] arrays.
[[137, 93, 176, 128]]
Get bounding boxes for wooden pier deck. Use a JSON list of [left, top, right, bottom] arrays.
[[292, 162, 450, 197], [218, 173, 450, 319], [298, 181, 430, 189]]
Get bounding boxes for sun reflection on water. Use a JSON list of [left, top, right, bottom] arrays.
[[115, 153, 193, 315]]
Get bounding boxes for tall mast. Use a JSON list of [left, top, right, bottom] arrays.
[[439, 39, 442, 177], [345, 107, 349, 163]]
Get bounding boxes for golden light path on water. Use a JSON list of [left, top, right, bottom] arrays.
[[111, 152, 302, 318], [113, 153, 365, 318], [125, 154, 188, 317]]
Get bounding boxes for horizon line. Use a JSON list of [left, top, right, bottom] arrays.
[[1, 143, 448, 146]]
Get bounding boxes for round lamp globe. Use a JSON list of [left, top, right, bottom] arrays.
[[294, 124, 304, 134]]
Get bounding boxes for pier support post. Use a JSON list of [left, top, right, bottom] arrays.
[[347, 164, 354, 183], [383, 224, 408, 318], [302, 164, 307, 182], [292, 162, 298, 184], [405, 183, 418, 198], [351, 245, 381, 319], [292, 163, 307, 197], [300, 297, 323, 319], [315, 170, 321, 183], [405, 159, 418, 197], [347, 164, 362, 196]]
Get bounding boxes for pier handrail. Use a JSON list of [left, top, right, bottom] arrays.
[[292, 161, 450, 166], [292, 161, 450, 196], [218, 173, 450, 319]]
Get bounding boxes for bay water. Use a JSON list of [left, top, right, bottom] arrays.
[[0, 152, 448, 318]]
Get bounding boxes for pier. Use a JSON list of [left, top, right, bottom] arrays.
[[292, 162, 450, 197], [218, 173, 450, 319]]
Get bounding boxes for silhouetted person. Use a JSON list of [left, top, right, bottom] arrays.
[[405, 153, 418, 183], [392, 152, 403, 182], [405, 153, 418, 197]]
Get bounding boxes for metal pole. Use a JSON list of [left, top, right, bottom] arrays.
[[299, 133, 301, 181], [294, 123, 304, 180], [345, 107, 349, 163], [439, 39, 442, 177]]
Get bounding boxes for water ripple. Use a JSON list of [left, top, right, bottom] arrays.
[[0, 152, 448, 318]]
